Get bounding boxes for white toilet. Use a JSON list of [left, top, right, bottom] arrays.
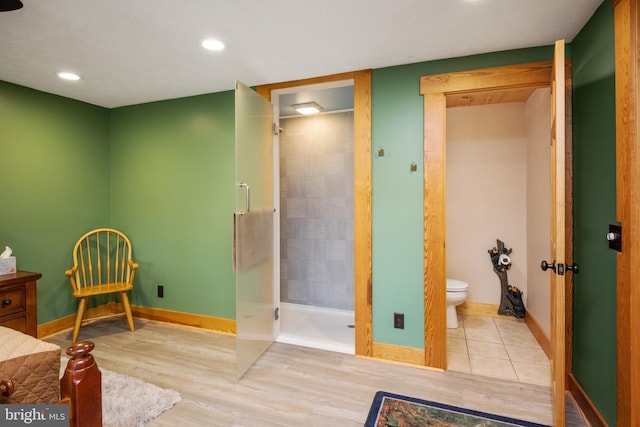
[[446, 279, 469, 329]]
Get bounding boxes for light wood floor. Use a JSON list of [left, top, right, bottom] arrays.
[[44, 317, 586, 426]]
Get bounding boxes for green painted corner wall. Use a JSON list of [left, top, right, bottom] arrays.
[[570, 1, 617, 424], [1, 85, 238, 324], [370, 46, 555, 348], [109, 91, 237, 319], [0, 81, 110, 324]]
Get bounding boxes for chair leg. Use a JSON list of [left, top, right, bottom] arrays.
[[72, 297, 87, 344], [120, 292, 135, 332]]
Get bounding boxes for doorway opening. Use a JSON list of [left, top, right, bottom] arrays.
[[272, 80, 356, 354], [445, 90, 552, 386], [256, 70, 373, 359], [420, 59, 572, 370], [421, 50, 572, 425]]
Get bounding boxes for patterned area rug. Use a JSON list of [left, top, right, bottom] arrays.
[[365, 391, 549, 427]]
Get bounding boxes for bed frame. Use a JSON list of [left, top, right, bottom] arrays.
[[1, 340, 102, 427]]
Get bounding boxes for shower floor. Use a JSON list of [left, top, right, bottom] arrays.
[[276, 302, 355, 354]]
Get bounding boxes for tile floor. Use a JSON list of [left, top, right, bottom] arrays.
[[447, 314, 550, 386]]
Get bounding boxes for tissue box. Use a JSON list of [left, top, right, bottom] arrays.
[[0, 256, 16, 275]]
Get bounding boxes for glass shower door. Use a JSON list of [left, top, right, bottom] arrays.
[[234, 80, 275, 379]]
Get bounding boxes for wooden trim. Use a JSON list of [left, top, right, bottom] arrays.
[[132, 306, 236, 334], [353, 70, 374, 357], [423, 92, 448, 370], [550, 41, 567, 425], [38, 302, 124, 338], [564, 59, 575, 390], [524, 309, 551, 359], [614, 1, 631, 422], [568, 374, 608, 427], [614, 0, 640, 425], [255, 72, 357, 97], [420, 61, 552, 96], [446, 87, 537, 107], [256, 71, 373, 357], [38, 303, 236, 338], [458, 301, 523, 320], [371, 342, 433, 368]]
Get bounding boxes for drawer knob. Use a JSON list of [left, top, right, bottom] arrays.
[[1, 299, 12, 307]]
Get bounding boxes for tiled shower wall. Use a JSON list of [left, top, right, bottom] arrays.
[[279, 111, 354, 310]]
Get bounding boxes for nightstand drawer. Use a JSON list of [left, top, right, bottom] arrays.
[[0, 286, 25, 318], [0, 316, 27, 333], [0, 271, 41, 338]]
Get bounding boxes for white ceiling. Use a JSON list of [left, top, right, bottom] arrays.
[[0, 0, 603, 109]]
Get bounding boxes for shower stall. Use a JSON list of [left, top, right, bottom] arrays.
[[275, 100, 355, 354]]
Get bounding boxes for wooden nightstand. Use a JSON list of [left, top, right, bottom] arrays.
[[0, 271, 40, 338]]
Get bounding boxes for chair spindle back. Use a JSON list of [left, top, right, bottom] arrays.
[[72, 228, 134, 291]]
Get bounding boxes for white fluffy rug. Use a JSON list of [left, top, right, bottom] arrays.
[[60, 358, 181, 427]]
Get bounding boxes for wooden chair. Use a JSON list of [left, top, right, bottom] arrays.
[[65, 228, 138, 343]]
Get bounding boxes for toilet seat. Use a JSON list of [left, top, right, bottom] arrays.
[[446, 279, 469, 292]]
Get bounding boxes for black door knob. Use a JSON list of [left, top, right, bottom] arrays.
[[540, 260, 556, 272], [566, 263, 579, 274]]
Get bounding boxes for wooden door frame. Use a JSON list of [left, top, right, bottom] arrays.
[[256, 70, 373, 357], [613, 0, 640, 425], [419, 61, 573, 371], [550, 42, 569, 425]]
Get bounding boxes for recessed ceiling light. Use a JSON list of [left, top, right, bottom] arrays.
[[57, 72, 81, 81], [201, 38, 226, 51], [294, 102, 323, 115]]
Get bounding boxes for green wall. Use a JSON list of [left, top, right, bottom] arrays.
[[370, 46, 555, 348], [571, 1, 617, 424], [0, 83, 237, 323], [0, 81, 110, 323], [109, 92, 236, 319]]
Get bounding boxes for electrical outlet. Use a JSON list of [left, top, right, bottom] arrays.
[[394, 312, 404, 329], [157, 285, 164, 298]]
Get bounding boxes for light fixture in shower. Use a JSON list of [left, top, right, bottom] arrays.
[[293, 102, 323, 115]]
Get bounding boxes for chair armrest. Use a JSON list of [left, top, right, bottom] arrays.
[[65, 266, 78, 292], [128, 260, 139, 284]]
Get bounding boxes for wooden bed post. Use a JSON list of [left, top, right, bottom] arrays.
[[60, 341, 102, 427]]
